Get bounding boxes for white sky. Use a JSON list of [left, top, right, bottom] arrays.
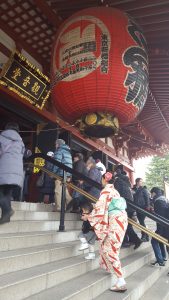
[[133, 156, 153, 181]]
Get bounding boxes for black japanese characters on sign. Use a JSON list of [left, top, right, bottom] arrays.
[[0, 52, 50, 110], [6, 60, 45, 99], [101, 34, 109, 73], [123, 19, 149, 109]]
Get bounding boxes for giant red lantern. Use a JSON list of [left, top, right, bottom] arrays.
[[51, 7, 148, 137]]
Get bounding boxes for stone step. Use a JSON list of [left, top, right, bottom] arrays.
[[140, 271, 169, 300], [0, 230, 80, 251], [11, 202, 53, 212], [0, 253, 99, 300], [25, 247, 153, 300], [11, 210, 80, 221], [95, 262, 169, 300], [0, 239, 150, 276], [0, 220, 82, 234], [26, 269, 108, 300], [0, 241, 80, 275]]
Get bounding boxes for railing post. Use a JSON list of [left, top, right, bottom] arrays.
[[59, 170, 66, 232]]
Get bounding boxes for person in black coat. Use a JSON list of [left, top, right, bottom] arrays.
[[67, 153, 88, 212], [150, 187, 168, 267], [39, 151, 55, 204], [133, 178, 150, 242], [114, 165, 142, 250], [73, 153, 88, 183]]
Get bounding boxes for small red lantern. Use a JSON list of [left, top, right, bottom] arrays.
[[51, 7, 148, 137]]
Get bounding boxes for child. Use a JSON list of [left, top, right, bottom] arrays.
[[79, 201, 97, 260]]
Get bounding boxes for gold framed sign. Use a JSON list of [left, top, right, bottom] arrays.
[[0, 51, 50, 110]]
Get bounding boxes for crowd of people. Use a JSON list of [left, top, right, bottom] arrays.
[[0, 123, 169, 292]]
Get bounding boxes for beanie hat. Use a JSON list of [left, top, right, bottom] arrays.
[[114, 164, 124, 172], [55, 139, 65, 146], [150, 187, 162, 196], [87, 156, 96, 165]]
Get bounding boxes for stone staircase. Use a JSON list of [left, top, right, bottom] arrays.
[[0, 202, 168, 300]]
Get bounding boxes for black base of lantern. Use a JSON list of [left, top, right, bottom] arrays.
[[77, 112, 119, 138], [84, 125, 116, 138]]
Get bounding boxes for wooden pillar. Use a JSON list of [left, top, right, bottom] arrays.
[[129, 158, 135, 186], [102, 153, 108, 170]]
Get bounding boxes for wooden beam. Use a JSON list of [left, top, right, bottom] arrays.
[[145, 30, 169, 38], [137, 13, 169, 26], [51, 0, 97, 11], [0, 42, 11, 58], [131, 3, 169, 19], [0, 20, 48, 74], [32, 0, 62, 27], [143, 21, 169, 32], [110, 0, 169, 12]]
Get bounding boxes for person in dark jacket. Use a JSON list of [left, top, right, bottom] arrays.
[[0, 122, 25, 224], [84, 157, 102, 200], [67, 153, 88, 212], [133, 178, 150, 242], [150, 187, 168, 267], [114, 165, 142, 250], [73, 153, 88, 180], [53, 139, 72, 211], [39, 151, 55, 204]]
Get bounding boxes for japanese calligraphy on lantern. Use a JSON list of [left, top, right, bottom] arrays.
[[52, 15, 111, 85], [0, 52, 50, 109], [51, 7, 149, 128], [101, 34, 109, 73], [123, 18, 149, 109]]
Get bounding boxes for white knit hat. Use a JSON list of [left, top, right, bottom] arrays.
[[47, 151, 54, 157]]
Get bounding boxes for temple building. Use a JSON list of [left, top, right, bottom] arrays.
[[1, 0, 169, 188], [0, 1, 169, 299]]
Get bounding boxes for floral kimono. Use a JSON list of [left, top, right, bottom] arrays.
[[88, 184, 128, 277]]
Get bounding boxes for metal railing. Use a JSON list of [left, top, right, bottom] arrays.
[[26, 156, 169, 247], [27, 153, 169, 229]]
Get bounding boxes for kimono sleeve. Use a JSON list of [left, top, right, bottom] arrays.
[[88, 192, 108, 228]]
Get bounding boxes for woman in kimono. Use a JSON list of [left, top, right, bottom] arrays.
[[87, 172, 128, 292]]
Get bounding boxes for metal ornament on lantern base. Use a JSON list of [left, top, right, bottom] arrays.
[[77, 112, 119, 138]]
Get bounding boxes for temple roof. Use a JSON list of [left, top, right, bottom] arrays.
[[1, 0, 169, 157]]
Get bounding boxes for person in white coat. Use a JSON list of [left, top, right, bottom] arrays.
[[0, 123, 25, 224], [95, 159, 106, 175]]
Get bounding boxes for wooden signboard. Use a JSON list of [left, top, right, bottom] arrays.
[[0, 51, 50, 110]]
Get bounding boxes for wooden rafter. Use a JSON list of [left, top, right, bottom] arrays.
[[0, 20, 48, 74], [110, 0, 169, 12]]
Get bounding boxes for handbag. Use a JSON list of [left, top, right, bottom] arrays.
[[36, 173, 45, 187]]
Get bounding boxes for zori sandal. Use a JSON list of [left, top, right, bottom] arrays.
[[110, 285, 127, 293]]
